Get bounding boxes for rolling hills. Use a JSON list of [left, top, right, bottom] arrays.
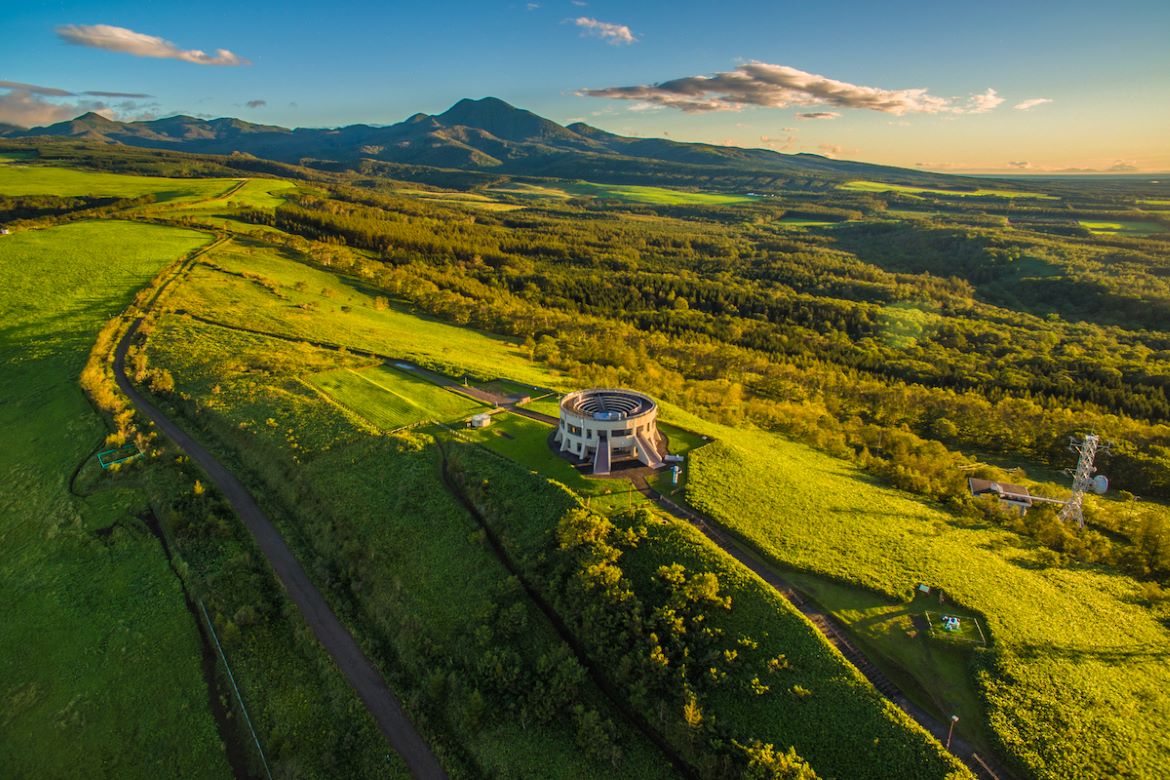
[[1, 97, 1005, 190]]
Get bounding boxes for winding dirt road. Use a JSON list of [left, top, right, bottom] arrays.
[[114, 318, 447, 780]]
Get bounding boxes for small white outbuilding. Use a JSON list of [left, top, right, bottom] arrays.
[[470, 413, 492, 429]]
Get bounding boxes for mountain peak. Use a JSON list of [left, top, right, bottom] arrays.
[[435, 96, 579, 144], [75, 111, 116, 124]]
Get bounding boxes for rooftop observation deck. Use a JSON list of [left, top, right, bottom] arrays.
[[561, 388, 656, 421]]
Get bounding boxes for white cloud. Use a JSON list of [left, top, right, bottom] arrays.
[[526, 2, 541, 9], [966, 88, 1004, 113], [796, 111, 840, 120], [580, 61, 1000, 116], [573, 17, 637, 45], [1014, 97, 1053, 111], [56, 24, 250, 66]]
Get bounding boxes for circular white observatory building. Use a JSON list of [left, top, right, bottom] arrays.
[[555, 388, 664, 475]]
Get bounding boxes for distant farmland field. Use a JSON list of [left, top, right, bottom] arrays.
[[563, 182, 757, 205], [307, 364, 485, 430], [840, 180, 1057, 199], [0, 159, 237, 202], [1079, 219, 1167, 236]]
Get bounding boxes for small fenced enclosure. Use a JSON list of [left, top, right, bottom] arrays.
[[924, 611, 988, 647], [97, 442, 141, 469]]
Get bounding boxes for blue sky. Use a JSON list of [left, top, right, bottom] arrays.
[[2, 0, 1168, 171]]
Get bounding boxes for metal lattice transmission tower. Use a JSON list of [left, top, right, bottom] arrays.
[[1060, 434, 1103, 528]]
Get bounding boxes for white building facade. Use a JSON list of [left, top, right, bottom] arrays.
[[555, 388, 663, 475]]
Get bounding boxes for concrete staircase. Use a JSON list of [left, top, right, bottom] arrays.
[[593, 443, 611, 475]]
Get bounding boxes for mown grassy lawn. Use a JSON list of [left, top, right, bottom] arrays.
[[477, 377, 548, 398], [516, 393, 562, 417], [308, 364, 486, 430], [0, 220, 232, 778]]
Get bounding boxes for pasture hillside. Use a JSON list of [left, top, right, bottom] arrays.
[[686, 426, 1170, 779], [0, 157, 237, 202], [0, 221, 231, 778]]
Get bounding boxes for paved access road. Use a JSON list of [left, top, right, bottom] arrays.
[[114, 319, 447, 780]]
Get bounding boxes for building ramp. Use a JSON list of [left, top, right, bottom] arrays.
[[636, 433, 664, 469]]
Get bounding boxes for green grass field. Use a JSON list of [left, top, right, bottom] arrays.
[[0, 159, 238, 202], [840, 180, 1057, 199], [393, 188, 524, 212], [0, 221, 232, 778], [684, 423, 1170, 779], [1079, 219, 1167, 236], [165, 238, 560, 388], [517, 393, 562, 417], [477, 377, 548, 398], [308, 364, 485, 430], [563, 182, 758, 205]]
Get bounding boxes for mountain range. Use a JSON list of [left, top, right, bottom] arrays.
[[0, 97, 962, 188]]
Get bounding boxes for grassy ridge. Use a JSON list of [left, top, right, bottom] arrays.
[[685, 426, 1170, 779], [142, 314, 678, 778], [0, 221, 231, 778], [445, 443, 968, 779], [0, 159, 237, 202]]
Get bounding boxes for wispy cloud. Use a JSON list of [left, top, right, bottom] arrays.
[[56, 24, 250, 66], [0, 80, 150, 99], [245, 99, 267, 109], [760, 134, 796, 151], [573, 17, 637, 45], [796, 111, 840, 120], [83, 89, 153, 98], [526, 2, 541, 9], [966, 88, 1003, 113], [1014, 97, 1053, 111], [580, 61, 999, 115], [0, 80, 75, 97], [0, 80, 155, 127]]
